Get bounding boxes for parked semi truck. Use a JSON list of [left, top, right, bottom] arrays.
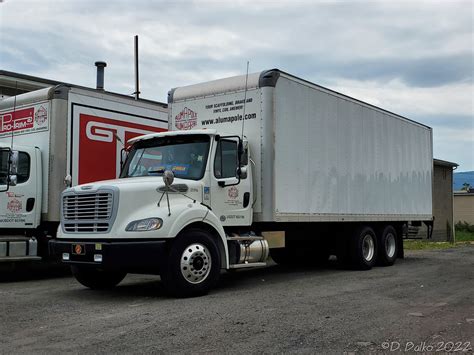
[[49, 69, 433, 297], [0, 84, 167, 263]]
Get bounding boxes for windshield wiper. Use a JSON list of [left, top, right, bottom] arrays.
[[147, 168, 165, 175]]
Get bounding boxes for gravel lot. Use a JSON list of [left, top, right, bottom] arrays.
[[1, 245, 473, 354]]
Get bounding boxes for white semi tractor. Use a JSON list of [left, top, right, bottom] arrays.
[[0, 83, 167, 264], [49, 69, 433, 297]]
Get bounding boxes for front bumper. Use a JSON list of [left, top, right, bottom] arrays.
[[49, 239, 168, 272]]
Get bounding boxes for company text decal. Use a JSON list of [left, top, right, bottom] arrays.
[[0, 105, 49, 138]]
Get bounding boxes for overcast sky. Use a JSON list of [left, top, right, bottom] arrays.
[[1, 0, 473, 171]]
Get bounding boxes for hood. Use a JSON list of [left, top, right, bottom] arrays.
[[72, 176, 202, 194]]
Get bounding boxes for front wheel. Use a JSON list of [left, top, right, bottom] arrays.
[[160, 228, 221, 297], [71, 266, 126, 289]]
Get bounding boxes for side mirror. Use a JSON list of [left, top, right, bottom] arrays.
[[120, 148, 128, 173], [240, 141, 248, 166], [9, 150, 19, 175], [0, 149, 19, 191], [8, 175, 18, 186], [0, 149, 10, 187], [237, 166, 248, 179]]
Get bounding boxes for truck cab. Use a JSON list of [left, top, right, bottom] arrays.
[[1, 144, 42, 261], [52, 130, 268, 297]]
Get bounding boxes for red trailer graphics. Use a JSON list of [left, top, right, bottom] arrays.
[[78, 114, 166, 184]]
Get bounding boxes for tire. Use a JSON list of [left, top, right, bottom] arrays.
[[71, 266, 126, 289], [377, 225, 398, 266], [160, 228, 221, 298], [349, 226, 377, 270], [270, 248, 291, 265]]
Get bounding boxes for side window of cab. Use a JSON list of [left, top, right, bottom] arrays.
[[0, 151, 30, 184], [214, 140, 238, 179]]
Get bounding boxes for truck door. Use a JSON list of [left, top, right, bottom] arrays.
[[0, 147, 41, 230], [210, 138, 252, 226]]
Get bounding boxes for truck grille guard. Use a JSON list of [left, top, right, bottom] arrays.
[[61, 187, 119, 233]]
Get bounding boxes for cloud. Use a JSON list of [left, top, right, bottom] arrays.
[[0, 0, 473, 169]]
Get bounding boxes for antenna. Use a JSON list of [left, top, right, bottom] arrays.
[[240, 61, 250, 141], [10, 80, 18, 150]]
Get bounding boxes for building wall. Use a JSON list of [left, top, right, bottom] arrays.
[[431, 164, 454, 241], [454, 194, 474, 225], [417, 163, 454, 241]]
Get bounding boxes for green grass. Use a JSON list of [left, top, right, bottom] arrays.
[[455, 230, 474, 242], [403, 230, 474, 250], [403, 240, 454, 250]]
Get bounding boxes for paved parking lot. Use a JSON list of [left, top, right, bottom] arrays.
[[1, 245, 473, 353]]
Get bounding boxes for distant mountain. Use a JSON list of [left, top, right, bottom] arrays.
[[453, 171, 474, 191]]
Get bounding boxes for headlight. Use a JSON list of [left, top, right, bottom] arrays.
[[125, 218, 163, 232]]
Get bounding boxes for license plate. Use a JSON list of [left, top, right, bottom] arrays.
[[72, 244, 86, 255]]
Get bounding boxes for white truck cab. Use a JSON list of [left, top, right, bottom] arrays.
[[1, 144, 42, 261], [52, 129, 266, 297]]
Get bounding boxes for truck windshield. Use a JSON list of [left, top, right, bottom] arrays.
[[120, 135, 210, 180]]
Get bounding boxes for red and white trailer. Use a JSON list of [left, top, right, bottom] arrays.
[[0, 85, 167, 262]]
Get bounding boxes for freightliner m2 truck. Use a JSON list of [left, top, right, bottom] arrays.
[[0, 85, 167, 264], [50, 70, 433, 297]]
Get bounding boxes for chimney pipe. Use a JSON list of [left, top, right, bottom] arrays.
[[134, 35, 140, 100], [95, 61, 107, 90]]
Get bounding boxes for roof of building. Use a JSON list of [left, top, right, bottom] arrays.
[[434, 158, 458, 168], [0, 70, 66, 96], [0, 70, 166, 107]]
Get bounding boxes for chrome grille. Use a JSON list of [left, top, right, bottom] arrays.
[[63, 193, 112, 220], [62, 191, 115, 233], [63, 223, 110, 233]]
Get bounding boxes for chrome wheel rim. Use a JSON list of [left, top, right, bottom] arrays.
[[362, 234, 375, 262], [180, 243, 211, 284], [385, 233, 396, 258]]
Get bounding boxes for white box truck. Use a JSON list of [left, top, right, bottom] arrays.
[[0, 84, 167, 263], [50, 69, 433, 297]]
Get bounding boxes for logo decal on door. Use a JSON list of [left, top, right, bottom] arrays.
[[228, 186, 239, 199], [7, 198, 22, 213]]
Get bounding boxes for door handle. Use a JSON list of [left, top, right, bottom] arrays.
[[26, 198, 35, 212], [243, 192, 250, 208]]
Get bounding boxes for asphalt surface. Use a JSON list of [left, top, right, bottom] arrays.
[[1, 245, 473, 354]]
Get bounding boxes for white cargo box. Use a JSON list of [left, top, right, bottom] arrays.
[[169, 69, 433, 223]]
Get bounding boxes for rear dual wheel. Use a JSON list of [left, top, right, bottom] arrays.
[[377, 225, 398, 266], [349, 226, 378, 270]]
